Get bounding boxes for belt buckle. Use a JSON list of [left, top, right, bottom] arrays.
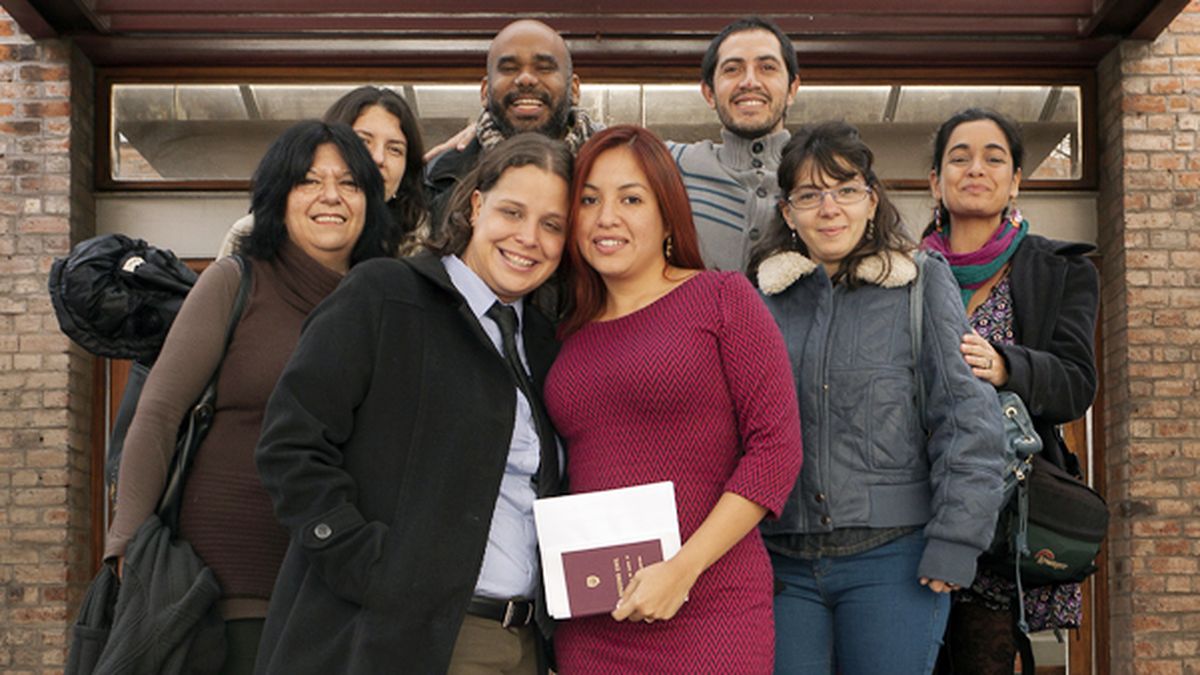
[[501, 599, 532, 628]]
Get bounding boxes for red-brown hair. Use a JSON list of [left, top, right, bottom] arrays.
[[560, 125, 705, 336]]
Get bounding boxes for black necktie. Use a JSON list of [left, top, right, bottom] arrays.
[[486, 302, 560, 496]]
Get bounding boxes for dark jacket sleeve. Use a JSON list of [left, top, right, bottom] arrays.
[[917, 256, 1007, 587], [997, 250, 1099, 424], [255, 263, 389, 606]]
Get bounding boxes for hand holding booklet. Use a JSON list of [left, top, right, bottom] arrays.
[[533, 481, 681, 619]]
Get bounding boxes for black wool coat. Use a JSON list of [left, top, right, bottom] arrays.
[[996, 234, 1099, 472], [254, 252, 559, 674]]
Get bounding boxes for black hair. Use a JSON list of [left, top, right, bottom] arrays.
[[427, 133, 574, 258], [323, 86, 427, 238], [701, 16, 799, 91], [748, 120, 913, 287], [240, 120, 398, 265], [925, 108, 1025, 237]]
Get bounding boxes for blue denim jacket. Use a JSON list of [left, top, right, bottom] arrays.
[[757, 249, 1006, 587]]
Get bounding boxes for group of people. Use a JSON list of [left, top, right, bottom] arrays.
[[103, 14, 1099, 675]]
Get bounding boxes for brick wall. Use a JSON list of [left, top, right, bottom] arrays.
[[1098, 1, 1200, 672], [0, 7, 95, 673]]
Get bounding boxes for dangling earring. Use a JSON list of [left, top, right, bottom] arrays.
[[932, 203, 944, 233], [789, 228, 801, 249], [866, 218, 876, 240], [663, 235, 674, 261], [1007, 199, 1022, 225]]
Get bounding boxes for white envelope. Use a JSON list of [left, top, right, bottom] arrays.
[[533, 481, 682, 619]]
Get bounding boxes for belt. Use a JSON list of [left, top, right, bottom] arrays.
[[466, 596, 535, 629]]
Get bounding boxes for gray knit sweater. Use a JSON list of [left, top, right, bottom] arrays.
[[669, 128, 790, 272]]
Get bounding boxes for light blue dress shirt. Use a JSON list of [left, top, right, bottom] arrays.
[[442, 255, 541, 600]]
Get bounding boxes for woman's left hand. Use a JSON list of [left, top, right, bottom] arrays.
[[611, 558, 699, 623], [961, 331, 1008, 387], [920, 577, 959, 594]]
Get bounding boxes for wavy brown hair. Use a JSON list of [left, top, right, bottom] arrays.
[[748, 121, 913, 287]]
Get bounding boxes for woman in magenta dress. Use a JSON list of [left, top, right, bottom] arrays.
[[544, 125, 804, 673]]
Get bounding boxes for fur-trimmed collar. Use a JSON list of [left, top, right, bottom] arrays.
[[758, 249, 917, 295]]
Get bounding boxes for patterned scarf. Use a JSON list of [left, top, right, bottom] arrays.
[[475, 106, 600, 155], [921, 208, 1029, 307]]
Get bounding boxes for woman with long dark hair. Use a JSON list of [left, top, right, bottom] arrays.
[[219, 85, 427, 256], [105, 120, 396, 673], [750, 121, 1006, 674], [545, 125, 803, 672], [923, 108, 1099, 674]]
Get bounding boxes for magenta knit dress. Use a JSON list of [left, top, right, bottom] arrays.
[[544, 271, 803, 674]]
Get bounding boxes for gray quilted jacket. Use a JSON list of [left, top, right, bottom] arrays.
[[757, 249, 1006, 586]]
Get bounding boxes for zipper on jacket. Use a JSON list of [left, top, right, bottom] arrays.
[[814, 283, 841, 531]]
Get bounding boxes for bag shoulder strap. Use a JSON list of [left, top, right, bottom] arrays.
[[911, 250, 928, 428], [218, 255, 254, 359], [155, 255, 253, 519]]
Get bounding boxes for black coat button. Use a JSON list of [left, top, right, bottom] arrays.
[[756, 187, 768, 198], [752, 142, 764, 153]]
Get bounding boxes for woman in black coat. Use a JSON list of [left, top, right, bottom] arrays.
[[922, 108, 1099, 673], [253, 133, 572, 674]]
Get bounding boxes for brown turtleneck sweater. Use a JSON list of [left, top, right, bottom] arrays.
[[105, 239, 341, 619]]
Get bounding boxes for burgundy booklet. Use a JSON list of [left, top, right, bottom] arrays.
[[534, 481, 680, 619], [560, 539, 665, 617]]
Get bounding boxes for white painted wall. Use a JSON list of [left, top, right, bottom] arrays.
[[97, 190, 1098, 260], [97, 192, 251, 258], [893, 191, 1098, 246]]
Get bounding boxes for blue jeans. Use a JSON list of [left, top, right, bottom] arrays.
[[771, 532, 950, 675]]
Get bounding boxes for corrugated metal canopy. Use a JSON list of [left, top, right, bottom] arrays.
[[1, 0, 1192, 68]]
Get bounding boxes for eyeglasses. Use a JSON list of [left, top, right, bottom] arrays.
[[784, 184, 872, 210]]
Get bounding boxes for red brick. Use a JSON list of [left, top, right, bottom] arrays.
[[1180, 36, 1200, 54], [1127, 94, 1169, 113]]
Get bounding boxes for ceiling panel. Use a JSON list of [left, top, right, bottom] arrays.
[[3, 0, 1191, 67]]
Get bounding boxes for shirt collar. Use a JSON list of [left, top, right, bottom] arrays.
[[717, 126, 791, 171], [441, 254, 525, 326]]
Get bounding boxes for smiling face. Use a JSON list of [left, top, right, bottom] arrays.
[[351, 104, 407, 201], [284, 142, 366, 273], [483, 20, 581, 139], [574, 146, 669, 287], [702, 29, 799, 140], [783, 161, 878, 276], [461, 163, 568, 303], [931, 119, 1022, 225]]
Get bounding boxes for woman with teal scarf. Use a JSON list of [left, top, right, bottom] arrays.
[[923, 109, 1099, 674]]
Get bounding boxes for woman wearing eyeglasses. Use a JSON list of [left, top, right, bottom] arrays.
[[748, 121, 1005, 674]]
